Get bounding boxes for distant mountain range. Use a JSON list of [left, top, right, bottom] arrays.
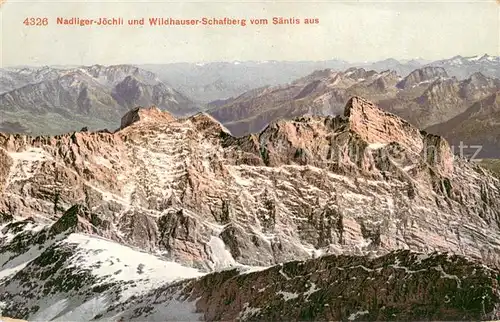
[[207, 66, 500, 138], [0, 65, 200, 135], [426, 92, 500, 158], [428, 54, 500, 80], [1, 54, 500, 143], [141, 54, 500, 103]]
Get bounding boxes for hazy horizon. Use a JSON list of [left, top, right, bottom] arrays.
[[1, 53, 497, 69]]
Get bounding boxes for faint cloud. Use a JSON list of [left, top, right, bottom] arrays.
[[0, 0, 5, 7]]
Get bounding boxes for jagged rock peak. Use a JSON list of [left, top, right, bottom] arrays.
[[231, 96, 455, 177], [49, 204, 115, 238], [344, 96, 423, 150], [49, 204, 91, 235], [465, 71, 494, 86], [469, 91, 500, 114], [189, 112, 232, 135], [119, 106, 175, 130], [397, 66, 449, 89], [343, 67, 378, 79], [344, 96, 454, 176]]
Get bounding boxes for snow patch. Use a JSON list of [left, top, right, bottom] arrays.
[[304, 282, 320, 299], [63, 234, 204, 298], [0, 231, 66, 271], [126, 294, 203, 322], [30, 298, 69, 322], [367, 143, 388, 150], [433, 265, 462, 287], [51, 295, 110, 322], [348, 310, 369, 320], [227, 166, 253, 186], [93, 156, 113, 169], [0, 261, 30, 281], [8, 149, 48, 162], [277, 291, 299, 301], [208, 236, 236, 270], [468, 55, 482, 62], [414, 253, 430, 264], [278, 264, 291, 280], [411, 79, 433, 88], [7, 148, 53, 182], [239, 302, 261, 320], [237, 265, 269, 275]]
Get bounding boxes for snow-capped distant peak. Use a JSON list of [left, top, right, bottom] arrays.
[[462, 54, 499, 63], [467, 55, 482, 62], [479, 54, 500, 63], [450, 57, 463, 65]]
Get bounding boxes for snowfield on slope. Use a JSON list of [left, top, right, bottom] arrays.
[[0, 227, 206, 322]]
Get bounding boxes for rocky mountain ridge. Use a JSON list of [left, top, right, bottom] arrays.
[[1, 96, 500, 320], [427, 54, 500, 80], [2, 209, 499, 321], [0, 65, 201, 135], [3, 55, 499, 137], [208, 67, 500, 138], [141, 54, 500, 103], [426, 91, 500, 156], [1, 97, 500, 265]]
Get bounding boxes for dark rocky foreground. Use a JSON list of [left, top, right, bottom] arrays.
[[3, 205, 499, 321], [118, 250, 500, 321]]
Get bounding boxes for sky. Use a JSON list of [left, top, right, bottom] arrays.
[[0, 0, 498, 67]]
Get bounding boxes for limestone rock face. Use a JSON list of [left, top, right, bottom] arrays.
[[0, 98, 500, 320], [344, 97, 423, 151], [1, 99, 500, 269]]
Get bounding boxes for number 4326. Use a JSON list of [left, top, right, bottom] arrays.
[[23, 18, 49, 26]]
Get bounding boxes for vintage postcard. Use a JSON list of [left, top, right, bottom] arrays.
[[0, 0, 499, 321]]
